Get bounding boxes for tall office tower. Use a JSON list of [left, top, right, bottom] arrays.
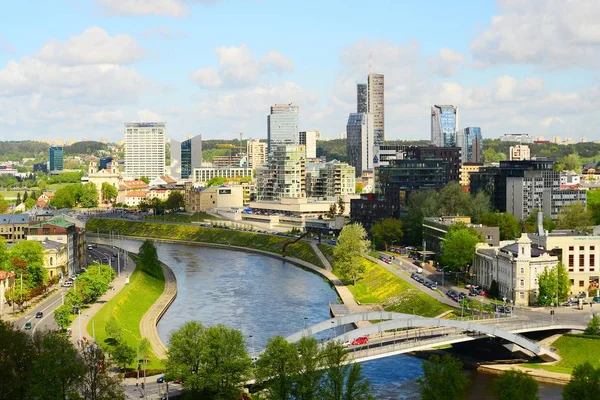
[[455, 127, 483, 163], [299, 130, 319, 158], [246, 139, 267, 168], [170, 134, 202, 179], [431, 105, 458, 147], [368, 73, 384, 144], [346, 113, 374, 177], [267, 103, 299, 153], [124, 122, 166, 179], [49, 146, 64, 172], [357, 83, 367, 113], [256, 144, 306, 201]]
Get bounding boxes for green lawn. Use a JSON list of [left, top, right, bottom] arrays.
[[89, 265, 165, 370], [87, 218, 325, 269], [526, 335, 600, 374], [143, 212, 221, 223], [0, 183, 73, 199], [337, 258, 452, 318]]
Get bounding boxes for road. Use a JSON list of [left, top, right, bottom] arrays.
[[123, 378, 183, 399]]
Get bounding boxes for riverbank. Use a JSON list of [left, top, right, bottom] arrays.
[[87, 218, 325, 269]]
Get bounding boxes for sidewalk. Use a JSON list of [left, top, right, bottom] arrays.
[[311, 241, 332, 271]]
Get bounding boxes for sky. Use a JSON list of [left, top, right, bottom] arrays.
[[0, 0, 599, 143]]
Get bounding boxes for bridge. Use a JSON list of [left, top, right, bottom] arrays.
[[285, 312, 586, 363]]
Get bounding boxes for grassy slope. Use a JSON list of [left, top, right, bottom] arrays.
[[86, 218, 325, 269], [143, 212, 221, 223], [528, 335, 600, 374], [89, 266, 165, 369], [317, 243, 334, 264], [338, 258, 452, 318]]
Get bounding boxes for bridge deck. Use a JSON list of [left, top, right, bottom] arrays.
[[330, 303, 350, 317]]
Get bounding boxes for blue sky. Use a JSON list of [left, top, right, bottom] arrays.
[[0, 0, 598, 142]]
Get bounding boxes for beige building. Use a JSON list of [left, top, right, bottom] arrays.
[[460, 163, 483, 187], [184, 183, 244, 212], [509, 145, 531, 161], [472, 233, 559, 306], [192, 167, 253, 185], [368, 73, 385, 144], [40, 240, 68, 279], [0, 271, 15, 314], [246, 139, 267, 169], [0, 214, 29, 244], [83, 160, 121, 204]]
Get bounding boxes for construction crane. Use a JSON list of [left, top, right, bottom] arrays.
[[216, 134, 245, 165]]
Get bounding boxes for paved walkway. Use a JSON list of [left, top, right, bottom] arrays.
[[311, 242, 332, 271], [478, 363, 571, 385]]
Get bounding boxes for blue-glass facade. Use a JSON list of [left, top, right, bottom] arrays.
[[440, 107, 457, 147], [99, 157, 113, 171], [431, 105, 458, 147], [181, 139, 192, 179], [49, 146, 63, 171]]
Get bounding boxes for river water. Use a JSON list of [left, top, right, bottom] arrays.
[[115, 239, 563, 399]]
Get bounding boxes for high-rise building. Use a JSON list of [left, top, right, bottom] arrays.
[[256, 144, 306, 201], [49, 146, 64, 172], [124, 122, 166, 179], [368, 73, 384, 144], [346, 113, 374, 177], [99, 157, 113, 171], [431, 105, 458, 147], [307, 161, 355, 198], [246, 139, 267, 169], [299, 130, 319, 158], [455, 127, 483, 163], [509, 144, 531, 161], [267, 103, 299, 153], [170, 134, 202, 179], [357, 83, 367, 113]]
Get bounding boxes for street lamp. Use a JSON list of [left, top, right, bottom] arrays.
[[249, 334, 255, 362], [302, 317, 308, 337]]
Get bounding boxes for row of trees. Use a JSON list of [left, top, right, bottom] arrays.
[[0, 320, 125, 400], [138, 191, 185, 215], [50, 182, 99, 209], [165, 320, 374, 399], [2, 240, 49, 310]]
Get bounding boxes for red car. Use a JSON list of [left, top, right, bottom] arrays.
[[351, 336, 369, 346]]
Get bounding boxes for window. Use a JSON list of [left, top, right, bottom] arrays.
[[520, 267, 524, 274], [580, 246, 585, 251], [50, 257, 53, 266], [569, 246, 574, 251], [520, 292, 525, 299], [570, 279, 574, 286], [520, 279, 524, 287], [591, 246, 596, 251], [569, 254, 574, 270], [591, 254, 595, 268], [580, 254, 585, 268], [579, 280, 585, 287]]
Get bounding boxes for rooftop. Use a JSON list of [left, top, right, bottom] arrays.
[[500, 243, 548, 258], [0, 214, 30, 224], [28, 216, 74, 229]]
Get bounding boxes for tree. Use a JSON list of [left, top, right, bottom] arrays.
[[327, 203, 337, 219], [53, 304, 71, 330], [293, 337, 322, 400], [140, 176, 150, 184], [319, 341, 373, 400], [16, 192, 21, 204], [440, 226, 481, 272], [28, 331, 85, 400], [489, 279, 500, 299], [77, 343, 126, 400], [333, 224, 370, 284], [492, 369, 539, 400], [370, 218, 403, 250], [437, 182, 471, 217], [557, 202, 593, 232], [563, 362, 600, 400], [24, 197, 36, 210], [337, 196, 345, 216], [524, 209, 556, 234], [112, 343, 136, 370], [483, 148, 507, 163], [417, 354, 469, 400], [587, 189, 600, 225], [481, 212, 521, 240], [105, 316, 124, 344], [537, 266, 558, 306], [0, 320, 36, 400], [165, 191, 184, 212], [468, 190, 491, 223], [206, 176, 226, 187], [585, 315, 600, 336], [23, 190, 28, 202], [561, 153, 583, 173], [79, 182, 99, 208], [556, 263, 570, 303], [138, 240, 162, 278], [101, 182, 118, 204], [256, 335, 299, 400]]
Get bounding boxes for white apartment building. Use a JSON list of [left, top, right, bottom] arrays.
[[256, 144, 306, 201], [368, 73, 385, 144], [125, 122, 166, 179], [299, 130, 319, 159], [192, 167, 253, 185], [246, 139, 267, 169], [307, 161, 355, 198], [509, 145, 531, 161]]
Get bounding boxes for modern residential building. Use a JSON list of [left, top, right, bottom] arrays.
[[191, 167, 253, 185], [455, 127, 483, 163], [267, 103, 299, 153], [124, 122, 166, 179], [460, 163, 484, 188], [212, 155, 242, 168], [500, 133, 533, 143], [0, 214, 29, 243], [49, 146, 64, 172], [357, 83, 367, 113], [509, 145, 531, 161], [422, 216, 499, 256], [368, 73, 385, 144], [350, 193, 401, 232], [246, 139, 267, 169], [307, 161, 355, 198], [346, 113, 374, 177], [299, 130, 319, 159], [541, 188, 588, 220], [472, 233, 559, 306], [170, 134, 202, 179], [184, 182, 245, 212], [256, 144, 306, 201], [431, 105, 458, 147]]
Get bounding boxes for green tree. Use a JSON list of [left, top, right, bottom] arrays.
[[525, 209, 556, 234], [585, 315, 600, 336], [537, 266, 558, 306], [370, 218, 403, 250], [468, 190, 491, 223], [53, 304, 71, 331], [437, 182, 471, 217], [50, 185, 79, 209], [483, 148, 507, 163], [440, 226, 481, 272], [319, 341, 374, 400], [0, 320, 36, 400], [206, 176, 226, 187], [587, 189, 600, 225], [138, 240, 162, 278], [0, 237, 9, 269], [333, 224, 370, 284], [256, 335, 299, 400], [79, 182, 99, 208], [561, 153, 583, 173], [417, 354, 469, 400], [0, 195, 9, 214], [556, 263, 570, 302], [492, 369, 539, 400], [293, 337, 322, 400], [24, 197, 36, 210], [105, 316, 124, 344], [489, 280, 500, 299], [337, 196, 345, 216], [480, 212, 521, 240], [16, 192, 21, 204], [327, 203, 337, 219], [165, 191, 184, 212], [77, 343, 126, 400], [140, 176, 150, 184], [562, 362, 600, 400], [112, 343, 136, 370], [28, 331, 85, 400], [557, 202, 593, 232], [101, 182, 118, 203]]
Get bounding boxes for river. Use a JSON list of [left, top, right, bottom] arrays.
[[115, 239, 563, 399]]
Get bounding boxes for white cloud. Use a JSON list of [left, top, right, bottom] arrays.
[[37, 27, 145, 65], [190, 44, 294, 89], [96, 0, 221, 17], [430, 48, 466, 77], [541, 117, 565, 127], [471, 0, 600, 68], [137, 109, 163, 121], [141, 25, 188, 40]]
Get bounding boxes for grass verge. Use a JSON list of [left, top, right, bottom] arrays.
[[335, 258, 452, 317], [526, 335, 600, 374], [143, 212, 221, 223], [89, 263, 165, 369], [86, 218, 325, 269]]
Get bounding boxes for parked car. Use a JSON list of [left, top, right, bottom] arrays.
[[351, 336, 369, 346], [430, 283, 437, 290], [35, 312, 43, 318], [156, 376, 164, 383], [342, 340, 351, 348], [62, 281, 73, 287]]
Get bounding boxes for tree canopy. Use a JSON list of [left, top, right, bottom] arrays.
[[492, 369, 539, 400], [370, 218, 403, 250], [417, 354, 469, 400], [536, 263, 569, 305], [101, 182, 118, 203], [557, 202, 593, 232], [480, 212, 521, 240], [440, 225, 482, 272], [333, 224, 370, 284], [563, 362, 600, 400]]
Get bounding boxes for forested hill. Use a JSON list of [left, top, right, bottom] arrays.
[[0, 140, 111, 162]]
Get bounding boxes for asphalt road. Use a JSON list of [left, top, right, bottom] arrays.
[[123, 378, 183, 400]]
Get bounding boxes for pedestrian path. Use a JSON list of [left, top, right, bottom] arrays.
[[311, 241, 332, 271]]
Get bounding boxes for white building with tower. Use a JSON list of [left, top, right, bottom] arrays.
[[124, 122, 166, 179]]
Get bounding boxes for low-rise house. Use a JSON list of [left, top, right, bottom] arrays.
[[0, 214, 30, 243], [39, 240, 68, 279]]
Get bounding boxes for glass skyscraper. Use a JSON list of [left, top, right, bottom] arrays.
[[170, 134, 202, 179], [357, 83, 367, 113], [267, 103, 299, 153], [456, 127, 483, 163], [431, 105, 458, 147], [49, 146, 64, 172]]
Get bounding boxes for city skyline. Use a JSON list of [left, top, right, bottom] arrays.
[[0, 1, 598, 142]]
